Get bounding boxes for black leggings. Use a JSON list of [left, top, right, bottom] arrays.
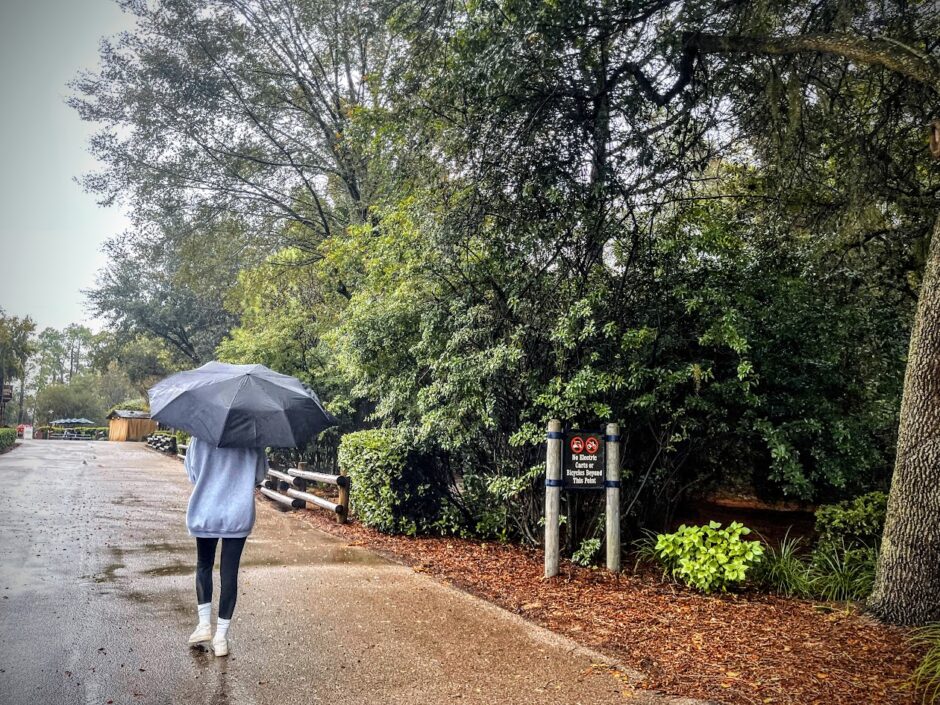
[[195, 537, 246, 620]]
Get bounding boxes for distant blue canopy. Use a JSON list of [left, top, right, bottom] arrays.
[[50, 418, 95, 426], [148, 362, 338, 448]]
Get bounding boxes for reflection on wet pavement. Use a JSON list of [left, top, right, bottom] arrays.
[[0, 440, 654, 705]]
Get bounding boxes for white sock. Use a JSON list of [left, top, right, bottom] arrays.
[[197, 603, 211, 628], [215, 618, 231, 640]]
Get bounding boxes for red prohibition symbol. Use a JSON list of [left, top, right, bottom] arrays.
[[570, 436, 584, 454], [585, 436, 599, 454]]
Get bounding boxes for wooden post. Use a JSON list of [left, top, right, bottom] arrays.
[[298, 460, 308, 472], [545, 419, 562, 578], [605, 422, 621, 573], [337, 470, 349, 524]]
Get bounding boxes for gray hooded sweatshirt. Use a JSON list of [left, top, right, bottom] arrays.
[[185, 437, 268, 538]]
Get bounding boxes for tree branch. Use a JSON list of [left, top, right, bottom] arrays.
[[688, 32, 940, 91]]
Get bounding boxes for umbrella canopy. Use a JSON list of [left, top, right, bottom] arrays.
[[50, 418, 95, 426], [148, 362, 337, 448]]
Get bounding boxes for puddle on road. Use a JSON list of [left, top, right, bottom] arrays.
[[142, 561, 191, 577], [83, 561, 125, 584], [137, 545, 382, 578], [111, 494, 149, 507], [140, 541, 191, 555], [128, 543, 383, 584]]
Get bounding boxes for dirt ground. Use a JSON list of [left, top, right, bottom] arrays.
[[295, 505, 923, 705]]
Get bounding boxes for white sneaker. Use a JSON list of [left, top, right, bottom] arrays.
[[188, 624, 212, 645], [212, 635, 229, 656]]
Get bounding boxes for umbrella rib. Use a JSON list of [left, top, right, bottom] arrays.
[[217, 375, 252, 446]]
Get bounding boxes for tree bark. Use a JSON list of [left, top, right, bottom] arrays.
[[868, 212, 940, 625]]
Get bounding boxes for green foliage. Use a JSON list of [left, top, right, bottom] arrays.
[[655, 522, 765, 594], [911, 623, 940, 705], [338, 429, 453, 536], [572, 538, 602, 567], [107, 398, 149, 415], [807, 541, 878, 603], [67, 0, 935, 547], [815, 492, 888, 550], [0, 309, 36, 382], [34, 374, 109, 425], [87, 226, 242, 364], [0, 428, 16, 452], [754, 531, 811, 598]]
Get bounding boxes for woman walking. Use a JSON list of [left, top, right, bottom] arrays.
[[184, 436, 268, 656], [148, 362, 337, 655]]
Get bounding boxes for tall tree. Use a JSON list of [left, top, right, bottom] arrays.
[[87, 224, 242, 363], [683, 0, 940, 627], [70, 0, 398, 264], [0, 309, 36, 425]]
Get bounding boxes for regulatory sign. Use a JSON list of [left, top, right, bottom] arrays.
[[563, 431, 605, 489]]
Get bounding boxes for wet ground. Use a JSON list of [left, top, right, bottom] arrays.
[[0, 440, 688, 705]]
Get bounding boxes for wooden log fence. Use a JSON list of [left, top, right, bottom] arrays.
[[146, 434, 177, 455], [259, 461, 349, 523], [147, 437, 350, 522], [260, 486, 305, 509]]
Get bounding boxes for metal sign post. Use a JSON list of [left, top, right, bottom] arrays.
[[544, 419, 563, 578], [544, 420, 623, 577], [605, 423, 621, 573]]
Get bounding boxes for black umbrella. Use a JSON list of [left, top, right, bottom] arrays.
[[148, 362, 337, 448]]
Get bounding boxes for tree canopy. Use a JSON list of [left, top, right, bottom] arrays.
[[72, 0, 940, 622]]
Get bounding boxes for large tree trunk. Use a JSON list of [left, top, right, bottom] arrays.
[[868, 212, 940, 625]]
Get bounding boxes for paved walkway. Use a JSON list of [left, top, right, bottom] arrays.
[[0, 440, 692, 705]]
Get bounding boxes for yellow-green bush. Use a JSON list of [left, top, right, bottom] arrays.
[[655, 521, 765, 593]]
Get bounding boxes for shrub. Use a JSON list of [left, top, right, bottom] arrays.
[[655, 521, 765, 594], [338, 428, 452, 535], [814, 491, 887, 550], [0, 428, 16, 452], [754, 530, 811, 597], [911, 623, 940, 705], [572, 538, 601, 566], [107, 398, 149, 415], [807, 540, 878, 602]]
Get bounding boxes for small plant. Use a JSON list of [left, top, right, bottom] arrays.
[[815, 491, 887, 550], [572, 538, 601, 566], [754, 530, 811, 597], [807, 540, 877, 602], [631, 529, 662, 573], [655, 521, 765, 594], [911, 623, 940, 705]]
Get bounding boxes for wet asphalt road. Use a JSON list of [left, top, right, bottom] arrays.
[[0, 440, 689, 705]]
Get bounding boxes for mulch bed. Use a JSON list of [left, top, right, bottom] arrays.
[[292, 507, 922, 705]]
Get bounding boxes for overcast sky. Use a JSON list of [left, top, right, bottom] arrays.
[[0, 0, 133, 331]]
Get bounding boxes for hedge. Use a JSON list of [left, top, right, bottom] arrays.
[[0, 428, 16, 452], [338, 428, 453, 535]]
